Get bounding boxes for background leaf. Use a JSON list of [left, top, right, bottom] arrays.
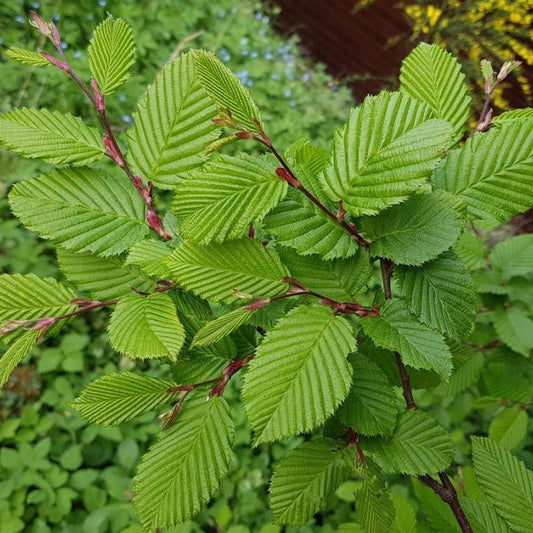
[[488, 406, 528, 450]]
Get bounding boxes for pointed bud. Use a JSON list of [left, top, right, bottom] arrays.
[[40, 51, 69, 72], [236, 131, 254, 140], [28, 317, 57, 332], [30, 11, 51, 36], [497, 60, 521, 82], [248, 225, 255, 239], [0, 320, 26, 336], [245, 298, 271, 311], [233, 289, 254, 300], [337, 200, 346, 223], [281, 276, 308, 292], [90, 78, 104, 112], [275, 167, 300, 188], [50, 22, 61, 48], [103, 135, 125, 166]]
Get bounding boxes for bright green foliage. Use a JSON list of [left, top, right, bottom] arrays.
[[108, 293, 185, 360], [133, 394, 234, 530], [492, 306, 533, 357], [127, 52, 219, 189], [337, 356, 399, 436], [174, 154, 287, 243], [125, 239, 174, 279], [432, 120, 533, 220], [489, 406, 528, 450], [436, 352, 484, 397], [5, 47, 50, 66], [362, 411, 454, 475], [57, 249, 153, 300], [269, 439, 351, 525], [192, 308, 256, 347], [493, 107, 533, 125], [362, 193, 461, 266], [357, 477, 396, 533], [0, 108, 105, 166], [412, 478, 460, 531], [489, 234, 533, 280], [321, 91, 452, 216], [280, 247, 373, 301], [400, 43, 471, 139], [396, 251, 477, 338], [362, 299, 453, 379], [71, 372, 175, 426], [243, 305, 354, 444], [390, 494, 417, 533], [88, 16, 136, 95], [194, 50, 262, 132], [9, 169, 148, 257], [167, 238, 288, 303], [0, 331, 39, 386], [463, 500, 512, 533], [472, 437, 533, 532]]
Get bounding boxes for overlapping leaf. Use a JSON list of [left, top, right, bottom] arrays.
[[492, 108, 533, 126], [489, 234, 533, 281], [10, 168, 148, 257], [492, 306, 533, 357], [489, 406, 528, 450], [5, 47, 51, 66], [125, 240, 174, 279], [357, 478, 396, 533], [0, 331, 40, 387], [192, 308, 256, 348], [127, 51, 219, 189]]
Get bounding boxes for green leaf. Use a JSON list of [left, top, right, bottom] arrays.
[[412, 478, 459, 532], [125, 240, 174, 279], [0, 273, 76, 322], [174, 154, 286, 243], [269, 439, 351, 526], [71, 372, 175, 426], [432, 120, 533, 221], [194, 50, 262, 132], [321, 91, 452, 216], [0, 331, 39, 387], [390, 494, 417, 533], [279, 247, 372, 302], [462, 499, 511, 533], [361, 411, 453, 475], [127, 51, 218, 189], [454, 231, 487, 270], [472, 437, 533, 532], [243, 305, 355, 444], [0, 108, 105, 166], [492, 306, 533, 357], [192, 308, 256, 348], [400, 43, 470, 139], [108, 293, 185, 360], [436, 353, 484, 397], [4, 47, 50, 66], [58, 249, 153, 300], [337, 356, 399, 436], [88, 15, 136, 95], [492, 108, 533, 126], [167, 238, 288, 304], [134, 394, 234, 528], [489, 406, 528, 450], [10, 168, 148, 257], [357, 477, 396, 533], [396, 251, 477, 338], [490, 234, 533, 281], [362, 299, 453, 379], [362, 193, 461, 266]]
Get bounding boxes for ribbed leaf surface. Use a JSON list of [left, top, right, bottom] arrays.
[[281, 247, 373, 301], [108, 293, 185, 360], [337, 356, 399, 436], [432, 120, 533, 220], [357, 478, 396, 533], [361, 411, 453, 474], [400, 43, 470, 139], [493, 108, 533, 126], [490, 234, 533, 281], [58, 250, 153, 300], [270, 439, 351, 526], [362, 299, 453, 379], [10, 168, 148, 257], [133, 394, 234, 529], [489, 406, 528, 450], [396, 251, 476, 338], [0, 108, 104, 166], [472, 437, 533, 532], [5, 47, 51, 66], [492, 306, 533, 357], [436, 353, 484, 397], [321, 91, 452, 216], [390, 494, 417, 533], [192, 308, 256, 347], [174, 154, 286, 242], [0, 331, 39, 387], [463, 500, 511, 533], [362, 193, 461, 266], [125, 240, 173, 279], [167, 239, 288, 304], [243, 305, 355, 444], [71, 372, 175, 426], [194, 50, 262, 132], [127, 51, 218, 189], [88, 15, 136, 95]]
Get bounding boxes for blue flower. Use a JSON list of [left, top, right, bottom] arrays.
[[289, 101, 296, 108], [264, 52, 273, 60], [250, 51, 258, 59], [217, 10, 226, 18], [86, 13, 94, 20], [73, 50, 81, 58], [15, 15, 25, 24], [61, 42, 68, 50], [239, 37, 249, 46], [254, 12, 262, 20], [0, 39, 4, 45], [118, 94, 127, 102], [52, 14, 60, 21], [302, 72, 311, 82], [241, 49, 249, 56], [31, 2, 41, 8], [98, 0, 106, 6], [283, 89, 292, 98], [237, 70, 249, 83], [270, 73, 279, 80], [122, 114, 132, 124]]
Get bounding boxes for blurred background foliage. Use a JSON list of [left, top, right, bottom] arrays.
[[0, 1, 532, 532]]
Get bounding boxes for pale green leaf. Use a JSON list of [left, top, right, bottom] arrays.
[[194, 50, 262, 132], [10, 168, 148, 257], [361, 299, 453, 379], [125, 240, 174, 279], [489, 406, 528, 450], [432, 120, 533, 221], [454, 231, 487, 270], [362, 411, 453, 475], [362, 193, 461, 266], [192, 308, 256, 348], [88, 15, 136, 95], [490, 234, 533, 281], [357, 478, 396, 533], [167, 238, 288, 304], [321, 91, 452, 216], [4, 47, 50, 66], [492, 306, 533, 357], [400, 43, 471, 139], [108, 293, 185, 360], [0, 108, 105, 166], [436, 353, 484, 397], [472, 437, 533, 532], [396, 251, 477, 337], [0, 331, 40, 387], [243, 305, 354, 444], [174, 154, 286, 243], [492, 108, 533, 126], [269, 439, 351, 526], [133, 394, 234, 528], [71, 372, 175, 426], [127, 51, 218, 189]]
